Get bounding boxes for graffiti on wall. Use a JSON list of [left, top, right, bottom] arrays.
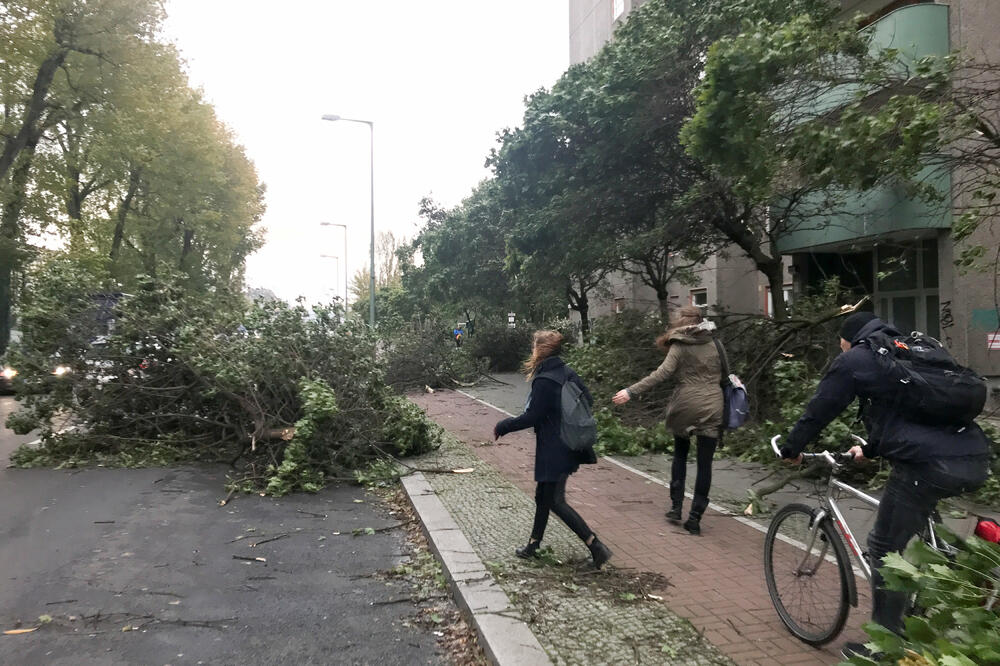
[[939, 300, 954, 347]]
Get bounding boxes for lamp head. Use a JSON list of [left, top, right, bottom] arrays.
[[321, 114, 341, 122]]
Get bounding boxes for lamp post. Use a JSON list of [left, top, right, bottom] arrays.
[[321, 114, 375, 328], [319, 222, 348, 305]]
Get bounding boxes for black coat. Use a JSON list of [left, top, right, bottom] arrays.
[[494, 356, 597, 482], [784, 318, 991, 463]]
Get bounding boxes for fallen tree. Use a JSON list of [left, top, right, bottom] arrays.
[[6, 258, 441, 495]]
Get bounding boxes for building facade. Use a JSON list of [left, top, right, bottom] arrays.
[[783, 0, 1000, 391]]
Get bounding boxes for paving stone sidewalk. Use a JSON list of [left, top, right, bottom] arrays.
[[409, 389, 872, 666], [403, 402, 733, 665]]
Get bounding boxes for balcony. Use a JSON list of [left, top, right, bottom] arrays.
[[777, 3, 952, 254], [776, 167, 950, 253]]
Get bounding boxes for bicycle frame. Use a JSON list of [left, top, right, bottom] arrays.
[[770, 434, 943, 584]]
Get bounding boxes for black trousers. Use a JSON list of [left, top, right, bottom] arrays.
[[670, 434, 718, 518], [530, 475, 594, 543], [867, 455, 988, 634]]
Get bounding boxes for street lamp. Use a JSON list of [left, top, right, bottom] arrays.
[[319, 222, 349, 305], [321, 114, 375, 328]]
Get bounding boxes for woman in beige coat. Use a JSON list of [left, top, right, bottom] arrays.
[[612, 306, 723, 535]]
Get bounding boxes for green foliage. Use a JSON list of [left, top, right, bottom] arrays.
[[846, 529, 1000, 666], [594, 408, 673, 456], [7, 265, 441, 494], [382, 324, 480, 390], [562, 310, 671, 421], [463, 320, 532, 372]]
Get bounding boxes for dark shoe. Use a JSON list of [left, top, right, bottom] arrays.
[[665, 504, 683, 522], [588, 538, 612, 569], [682, 516, 701, 535], [515, 541, 540, 559], [841, 641, 878, 660]]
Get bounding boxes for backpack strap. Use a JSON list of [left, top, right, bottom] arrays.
[[712, 337, 731, 387]]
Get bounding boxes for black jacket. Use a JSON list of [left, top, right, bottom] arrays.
[[784, 318, 991, 463], [494, 356, 597, 482]]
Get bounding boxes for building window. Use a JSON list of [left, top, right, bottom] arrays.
[[765, 285, 794, 318], [614, 297, 626, 314], [690, 289, 708, 308], [613, 0, 625, 20], [873, 239, 939, 338]]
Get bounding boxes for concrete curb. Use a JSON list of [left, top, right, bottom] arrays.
[[401, 472, 551, 666]]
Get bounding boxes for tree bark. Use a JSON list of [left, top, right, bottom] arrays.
[[0, 131, 41, 355], [109, 168, 142, 262], [179, 227, 195, 269], [0, 46, 68, 185], [567, 279, 591, 341], [762, 258, 788, 321]]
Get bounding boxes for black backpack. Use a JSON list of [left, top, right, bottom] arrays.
[[863, 330, 987, 426], [535, 370, 598, 451]]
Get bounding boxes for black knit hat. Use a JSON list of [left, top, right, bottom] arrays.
[[839, 311, 878, 342]]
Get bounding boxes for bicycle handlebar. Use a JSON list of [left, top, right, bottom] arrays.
[[770, 434, 868, 466]]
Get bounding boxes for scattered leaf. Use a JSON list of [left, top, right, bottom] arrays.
[[37, 615, 52, 624]]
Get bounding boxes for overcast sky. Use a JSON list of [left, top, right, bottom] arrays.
[[161, 1, 569, 304]]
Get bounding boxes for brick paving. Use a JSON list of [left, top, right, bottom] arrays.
[[410, 390, 874, 666]]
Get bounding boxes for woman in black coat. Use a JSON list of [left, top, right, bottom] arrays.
[[493, 330, 612, 568]]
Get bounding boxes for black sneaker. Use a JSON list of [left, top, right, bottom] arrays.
[[841, 641, 877, 660], [665, 505, 683, 522], [588, 538, 612, 569], [515, 541, 540, 559], [683, 516, 701, 535]]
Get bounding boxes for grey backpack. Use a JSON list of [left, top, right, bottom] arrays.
[[536, 370, 597, 451]]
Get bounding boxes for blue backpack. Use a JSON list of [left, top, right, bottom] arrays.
[[713, 338, 749, 430]]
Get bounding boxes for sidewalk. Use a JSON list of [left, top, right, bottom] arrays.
[[408, 389, 871, 666]]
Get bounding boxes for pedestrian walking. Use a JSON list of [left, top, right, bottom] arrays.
[[494, 330, 612, 568], [612, 306, 724, 535]]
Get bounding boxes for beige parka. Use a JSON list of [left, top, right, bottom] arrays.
[[626, 322, 724, 438]]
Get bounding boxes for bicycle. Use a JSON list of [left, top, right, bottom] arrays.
[[761, 434, 959, 646]]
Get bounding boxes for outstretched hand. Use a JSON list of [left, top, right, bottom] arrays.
[[612, 389, 630, 405], [847, 445, 867, 461]]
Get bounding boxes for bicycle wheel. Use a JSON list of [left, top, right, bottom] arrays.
[[764, 503, 852, 646]]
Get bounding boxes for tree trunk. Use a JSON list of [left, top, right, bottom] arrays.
[[0, 47, 67, 184], [762, 259, 788, 321], [179, 227, 195, 269], [567, 279, 591, 342], [657, 289, 671, 323], [0, 131, 41, 355], [109, 168, 142, 262]]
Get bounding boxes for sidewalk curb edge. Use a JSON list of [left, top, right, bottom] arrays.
[[401, 471, 552, 666]]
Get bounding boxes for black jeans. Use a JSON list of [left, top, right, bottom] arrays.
[[670, 434, 718, 518], [867, 456, 989, 634], [530, 475, 594, 543]]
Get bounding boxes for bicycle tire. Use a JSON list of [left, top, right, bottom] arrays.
[[764, 503, 853, 646]]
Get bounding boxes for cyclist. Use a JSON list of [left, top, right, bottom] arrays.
[[778, 311, 991, 659]]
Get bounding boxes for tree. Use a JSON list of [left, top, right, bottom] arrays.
[[487, 0, 835, 324], [1, 0, 265, 353]]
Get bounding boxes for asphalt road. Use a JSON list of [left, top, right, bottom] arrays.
[[0, 404, 446, 665]]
